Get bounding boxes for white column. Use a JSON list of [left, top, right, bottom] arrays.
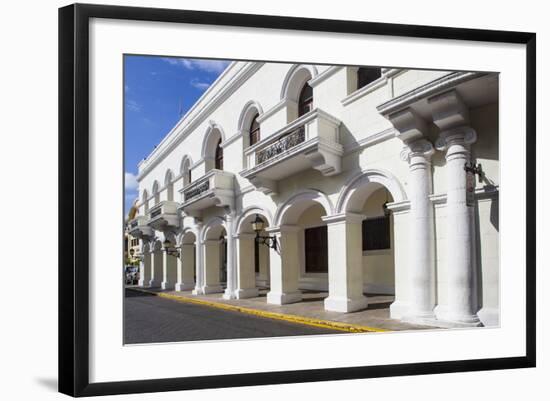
[[223, 213, 237, 300], [137, 244, 151, 287], [430, 90, 481, 326], [401, 138, 436, 322], [192, 237, 205, 295], [149, 249, 163, 288], [266, 226, 302, 305], [436, 127, 481, 326], [175, 243, 195, 291], [203, 239, 223, 294], [235, 233, 259, 299], [322, 213, 368, 312], [161, 251, 177, 290]]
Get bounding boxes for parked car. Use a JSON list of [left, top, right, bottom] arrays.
[[125, 266, 139, 285]]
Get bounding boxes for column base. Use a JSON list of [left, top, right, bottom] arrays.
[[175, 282, 195, 291], [434, 305, 483, 327], [235, 288, 259, 299], [161, 281, 175, 290], [477, 307, 500, 327], [222, 288, 235, 300], [138, 279, 149, 287], [202, 284, 223, 294], [324, 296, 368, 313], [148, 279, 160, 288], [439, 314, 483, 328], [389, 300, 408, 319], [192, 286, 204, 295], [266, 291, 302, 305]]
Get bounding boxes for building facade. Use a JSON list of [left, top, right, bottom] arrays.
[[127, 62, 499, 328]]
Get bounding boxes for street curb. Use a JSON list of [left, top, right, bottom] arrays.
[[127, 287, 388, 333]]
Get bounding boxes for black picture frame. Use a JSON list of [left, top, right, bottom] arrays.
[[58, 3, 536, 397]]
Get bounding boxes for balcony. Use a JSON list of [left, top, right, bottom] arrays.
[[148, 201, 180, 231], [179, 169, 235, 214], [127, 215, 154, 239], [240, 108, 343, 195]]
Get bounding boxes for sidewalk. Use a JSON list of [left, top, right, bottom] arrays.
[[127, 286, 440, 333]]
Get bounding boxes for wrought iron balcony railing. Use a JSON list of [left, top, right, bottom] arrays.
[[183, 180, 210, 202], [256, 126, 305, 165]]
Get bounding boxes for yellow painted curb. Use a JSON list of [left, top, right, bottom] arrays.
[[128, 287, 388, 333]]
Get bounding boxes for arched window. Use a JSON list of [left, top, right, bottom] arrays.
[[142, 190, 149, 214], [249, 113, 260, 146], [298, 83, 313, 117], [357, 67, 382, 90], [165, 170, 174, 201], [214, 138, 223, 170], [181, 157, 191, 186], [152, 181, 160, 205]]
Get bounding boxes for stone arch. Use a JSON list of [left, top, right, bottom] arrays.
[[336, 169, 407, 214], [164, 169, 174, 201], [177, 227, 199, 246], [141, 240, 150, 254], [201, 121, 226, 161], [151, 180, 160, 205], [164, 169, 173, 186], [151, 238, 162, 252], [200, 216, 228, 242], [237, 100, 264, 133], [235, 206, 274, 234], [179, 155, 193, 186], [274, 189, 334, 227], [280, 64, 318, 102]]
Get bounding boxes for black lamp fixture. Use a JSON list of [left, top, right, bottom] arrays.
[[251, 214, 277, 250], [162, 238, 180, 258], [464, 162, 483, 182]]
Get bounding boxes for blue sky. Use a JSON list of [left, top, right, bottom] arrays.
[[124, 55, 230, 215]]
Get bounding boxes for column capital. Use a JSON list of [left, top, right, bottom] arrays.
[[428, 89, 470, 132], [400, 138, 435, 164], [435, 126, 477, 153], [387, 107, 429, 143], [321, 212, 365, 225]]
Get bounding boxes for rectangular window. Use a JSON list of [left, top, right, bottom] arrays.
[[362, 216, 390, 251], [304, 226, 328, 273]]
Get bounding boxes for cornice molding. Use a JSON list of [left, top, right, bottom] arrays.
[[341, 75, 388, 106], [308, 66, 343, 88], [377, 71, 486, 117]]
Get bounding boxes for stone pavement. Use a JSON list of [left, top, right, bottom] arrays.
[[129, 286, 442, 332]]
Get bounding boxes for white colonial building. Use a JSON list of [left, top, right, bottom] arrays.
[[127, 62, 499, 328]]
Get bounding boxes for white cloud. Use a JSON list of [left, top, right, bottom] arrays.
[[125, 84, 129, 92], [190, 78, 211, 90], [162, 57, 229, 73], [125, 172, 139, 191], [125, 99, 141, 112]]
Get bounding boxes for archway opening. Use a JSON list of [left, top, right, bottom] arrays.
[[176, 231, 197, 292], [150, 240, 163, 288], [345, 182, 396, 309], [270, 196, 330, 305], [202, 223, 227, 294], [237, 213, 271, 298]]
